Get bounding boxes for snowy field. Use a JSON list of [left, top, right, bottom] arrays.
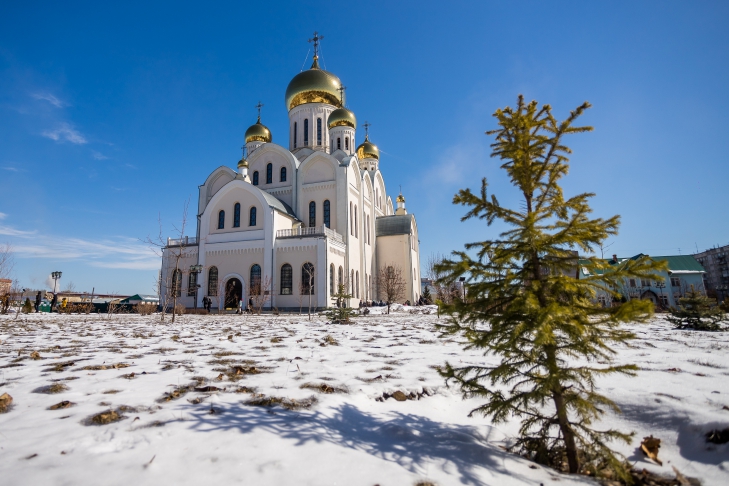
[[0, 309, 728, 486]]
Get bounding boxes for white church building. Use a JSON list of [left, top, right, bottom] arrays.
[[161, 35, 421, 311]]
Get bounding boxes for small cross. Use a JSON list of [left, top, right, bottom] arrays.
[[308, 31, 324, 58], [363, 121, 371, 138], [255, 101, 264, 121], [337, 85, 347, 104]]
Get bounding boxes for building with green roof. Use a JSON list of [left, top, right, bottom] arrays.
[[579, 254, 706, 309]]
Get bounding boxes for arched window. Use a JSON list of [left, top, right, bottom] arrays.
[[309, 201, 316, 227], [302, 262, 314, 295], [354, 205, 358, 238], [338, 266, 343, 288], [172, 269, 182, 297], [280, 166, 287, 182], [266, 163, 272, 184], [323, 200, 331, 228], [188, 268, 198, 296], [349, 202, 353, 236], [233, 203, 240, 228], [281, 264, 292, 295], [252, 171, 259, 185], [293, 122, 298, 148], [337, 137, 341, 150], [345, 137, 349, 151], [356, 271, 359, 298], [329, 263, 335, 295], [317, 118, 322, 145], [218, 210, 225, 229], [249, 206, 257, 226], [250, 264, 261, 295], [304, 119, 309, 146], [208, 266, 218, 296]]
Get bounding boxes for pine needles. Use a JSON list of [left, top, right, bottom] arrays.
[[437, 96, 666, 483]]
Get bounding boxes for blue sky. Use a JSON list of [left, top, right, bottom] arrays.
[[1, 1, 727, 295]]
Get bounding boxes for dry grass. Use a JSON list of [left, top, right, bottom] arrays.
[[86, 409, 123, 425], [48, 400, 74, 410], [33, 383, 69, 394], [300, 382, 348, 394], [244, 394, 317, 410]]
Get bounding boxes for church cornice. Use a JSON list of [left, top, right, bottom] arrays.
[[302, 181, 336, 192]]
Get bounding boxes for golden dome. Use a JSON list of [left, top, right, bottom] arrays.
[[356, 135, 380, 160], [237, 157, 248, 168], [396, 194, 405, 203], [245, 118, 272, 144], [328, 107, 356, 130], [285, 58, 344, 111]]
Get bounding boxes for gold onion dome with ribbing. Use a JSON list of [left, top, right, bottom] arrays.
[[328, 107, 356, 130], [396, 194, 405, 203], [356, 135, 379, 160], [237, 157, 248, 169], [244, 118, 272, 143], [285, 57, 344, 111]]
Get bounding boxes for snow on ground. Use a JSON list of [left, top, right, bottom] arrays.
[[0, 309, 727, 486]]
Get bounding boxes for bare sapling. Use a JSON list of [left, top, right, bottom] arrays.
[[145, 199, 196, 324], [251, 276, 273, 315], [377, 264, 407, 314]]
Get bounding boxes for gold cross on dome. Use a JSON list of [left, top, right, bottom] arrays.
[[363, 121, 371, 138], [308, 31, 324, 58], [337, 85, 346, 104], [255, 101, 264, 121]]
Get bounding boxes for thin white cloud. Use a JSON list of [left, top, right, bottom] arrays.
[[91, 150, 109, 160], [42, 122, 88, 144], [32, 92, 66, 108], [0, 222, 158, 271], [0, 225, 37, 237], [0, 212, 6, 220], [2, 166, 23, 172]]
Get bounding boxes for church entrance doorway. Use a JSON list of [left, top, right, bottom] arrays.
[[225, 278, 243, 310]]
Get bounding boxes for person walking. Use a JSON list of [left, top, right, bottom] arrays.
[[50, 292, 58, 313], [34, 291, 41, 313], [237, 296, 243, 314]]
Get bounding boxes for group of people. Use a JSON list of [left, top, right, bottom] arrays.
[[200, 295, 255, 314], [26, 291, 66, 313]]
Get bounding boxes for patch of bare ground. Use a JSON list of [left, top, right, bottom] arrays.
[[244, 394, 317, 410], [300, 382, 348, 394], [33, 383, 69, 394], [48, 400, 75, 410], [84, 409, 126, 426]]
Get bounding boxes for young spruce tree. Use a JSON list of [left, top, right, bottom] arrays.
[[437, 96, 665, 482]]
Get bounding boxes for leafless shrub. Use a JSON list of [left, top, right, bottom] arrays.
[[377, 264, 407, 314], [135, 303, 156, 315]]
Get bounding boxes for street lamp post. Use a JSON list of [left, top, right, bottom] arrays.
[[51, 271, 62, 293], [655, 280, 666, 309], [190, 265, 203, 311]]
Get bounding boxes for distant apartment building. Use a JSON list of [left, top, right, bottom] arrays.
[[694, 244, 729, 302]]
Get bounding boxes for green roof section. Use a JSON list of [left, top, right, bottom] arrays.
[[651, 255, 705, 272], [577, 254, 705, 276]]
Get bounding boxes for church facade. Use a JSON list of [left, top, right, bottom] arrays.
[[160, 38, 422, 311]]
